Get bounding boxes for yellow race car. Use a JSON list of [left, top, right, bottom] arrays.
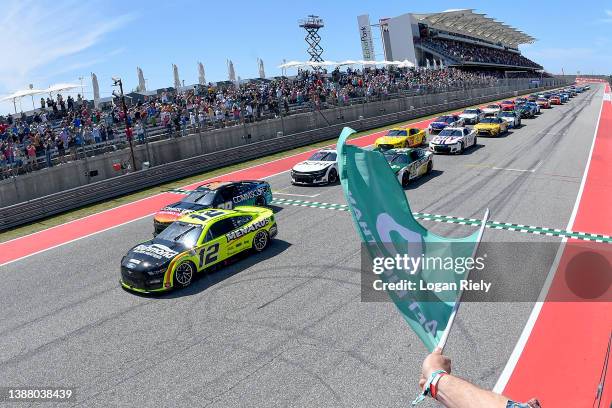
[[120, 207, 277, 293], [374, 127, 426, 150], [473, 117, 508, 137]]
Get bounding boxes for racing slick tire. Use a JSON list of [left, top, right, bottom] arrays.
[[327, 168, 338, 184], [426, 161, 433, 174], [473, 136, 478, 146], [255, 196, 266, 206], [457, 142, 465, 155], [173, 261, 196, 288], [401, 172, 409, 188], [253, 230, 269, 253]]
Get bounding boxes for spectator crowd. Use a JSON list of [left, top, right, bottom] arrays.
[[0, 66, 526, 178], [420, 38, 542, 69]]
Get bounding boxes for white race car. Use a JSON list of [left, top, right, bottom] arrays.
[[429, 127, 477, 154], [498, 111, 522, 128], [482, 104, 502, 116], [291, 149, 338, 185], [458, 108, 485, 125]]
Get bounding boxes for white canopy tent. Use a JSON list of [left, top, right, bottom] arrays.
[[44, 83, 80, 94], [1, 88, 46, 113], [278, 59, 416, 70]]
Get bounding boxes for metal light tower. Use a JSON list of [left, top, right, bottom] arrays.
[[299, 15, 325, 62]]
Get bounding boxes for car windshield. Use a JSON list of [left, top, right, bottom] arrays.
[[499, 112, 514, 117], [155, 222, 202, 248], [384, 153, 409, 165], [480, 118, 499, 123], [308, 151, 336, 161], [537, 98, 547, 102], [182, 189, 216, 205], [439, 129, 463, 137], [463, 109, 478, 114], [486, 105, 499, 109], [386, 129, 407, 136]]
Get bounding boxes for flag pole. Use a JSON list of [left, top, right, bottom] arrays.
[[437, 208, 490, 351]]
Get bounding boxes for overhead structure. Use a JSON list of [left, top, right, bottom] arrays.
[[411, 9, 535, 47], [299, 15, 325, 62], [45, 83, 80, 94]]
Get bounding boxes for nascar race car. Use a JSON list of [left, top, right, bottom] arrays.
[[536, 97, 551, 109], [498, 110, 522, 128], [482, 103, 502, 116], [473, 117, 508, 137], [525, 101, 541, 115], [374, 127, 426, 150], [383, 148, 433, 187], [549, 95, 562, 105], [458, 108, 485, 125], [153, 181, 273, 234], [428, 115, 464, 134], [429, 127, 477, 154], [515, 103, 535, 119], [291, 149, 338, 185], [500, 100, 515, 111], [121, 207, 278, 293]]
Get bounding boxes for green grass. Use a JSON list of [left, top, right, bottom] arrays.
[[0, 90, 542, 243]]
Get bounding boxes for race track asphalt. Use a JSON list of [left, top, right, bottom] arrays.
[[0, 87, 602, 407]]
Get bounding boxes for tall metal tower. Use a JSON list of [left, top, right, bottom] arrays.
[[299, 15, 325, 62]]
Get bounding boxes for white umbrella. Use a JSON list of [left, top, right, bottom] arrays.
[[1, 88, 45, 113], [91, 73, 100, 109], [137, 67, 146, 91], [172, 64, 181, 90], [397, 59, 415, 68], [198, 62, 206, 85], [227, 60, 236, 82], [44, 83, 80, 94], [337, 60, 358, 66], [278, 60, 303, 69]]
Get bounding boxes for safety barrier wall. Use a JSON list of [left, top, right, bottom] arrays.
[[0, 79, 568, 230]]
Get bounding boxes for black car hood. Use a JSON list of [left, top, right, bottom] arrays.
[[164, 201, 210, 212], [122, 240, 188, 272]]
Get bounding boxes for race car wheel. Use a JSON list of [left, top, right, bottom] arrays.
[[255, 196, 266, 206], [458, 142, 465, 154], [426, 161, 433, 174], [174, 261, 195, 288], [327, 168, 338, 184], [401, 172, 409, 187], [253, 230, 269, 252], [473, 137, 478, 146]]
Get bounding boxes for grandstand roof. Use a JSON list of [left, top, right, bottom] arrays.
[[412, 9, 535, 47]]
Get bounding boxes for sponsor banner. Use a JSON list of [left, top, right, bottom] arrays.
[[357, 14, 375, 61]]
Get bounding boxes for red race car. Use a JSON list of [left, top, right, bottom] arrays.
[[549, 96, 561, 105], [500, 100, 515, 111], [536, 97, 551, 109]]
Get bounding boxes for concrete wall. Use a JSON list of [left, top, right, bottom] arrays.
[[0, 79, 568, 209]]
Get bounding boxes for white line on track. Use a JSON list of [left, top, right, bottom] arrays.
[[493, 87, 604, 393], [491, 166, 535, 173]]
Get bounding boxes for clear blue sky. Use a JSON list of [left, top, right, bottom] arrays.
[[1, 0, 610, 114]]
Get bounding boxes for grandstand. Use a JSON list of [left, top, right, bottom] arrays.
[[380, 9, 542, 73]]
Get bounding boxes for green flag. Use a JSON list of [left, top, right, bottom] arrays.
[[337, 127, 488, 351]]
